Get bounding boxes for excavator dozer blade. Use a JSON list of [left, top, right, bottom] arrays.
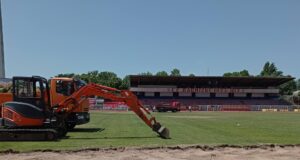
[[152, 122, 170, 139]]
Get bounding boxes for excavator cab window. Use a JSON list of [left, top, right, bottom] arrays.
[[74, 79, 86, 90], [56, 80, 74, 96], [12, 76, 50, 110]]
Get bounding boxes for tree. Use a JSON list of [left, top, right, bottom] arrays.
[[79, 73, 91, 83], [96, 71, 122, 88], [77, 71, 97, 83], [239, 70, 250, 76], [189, 73, 195, 77], [56, 73, 77, 78], [279, 79, 297, 95], [0, 83, 11, 93], [259, 62, 295, 95], [297, 79, 300, 90], [223, 70, 250, 77], [139, 72, 153, 76], [57, 71, 124, 89], [119, 75, 130, 90], [224, 72, 235, 77], [260, 62, 283, 77], [170, 68, 181, 76], [156, 71, 168, 76]]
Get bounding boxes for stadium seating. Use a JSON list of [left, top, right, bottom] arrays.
[[139, 98, 292, 111]]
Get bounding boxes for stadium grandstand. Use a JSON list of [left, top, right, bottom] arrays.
[[129, 75, 296, 111]]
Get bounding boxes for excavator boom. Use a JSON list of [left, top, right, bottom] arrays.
[[56, 83, 170, 139]]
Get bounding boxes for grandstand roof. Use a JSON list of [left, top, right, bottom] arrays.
[[129, 75, 294, 88]]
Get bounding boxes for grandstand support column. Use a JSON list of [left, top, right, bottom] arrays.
[[0, 0, 5, 78]]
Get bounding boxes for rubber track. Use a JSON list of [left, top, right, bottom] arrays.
[[0, 128, 58, 141]]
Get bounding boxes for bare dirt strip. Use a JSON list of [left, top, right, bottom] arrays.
[[1, 145, 300, 160]]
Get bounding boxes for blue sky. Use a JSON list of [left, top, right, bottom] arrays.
[[2, 0, 300, 78]]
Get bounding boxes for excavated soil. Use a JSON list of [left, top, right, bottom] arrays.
[[1, 145, 300, 160]]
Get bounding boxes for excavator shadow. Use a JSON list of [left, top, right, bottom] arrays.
[[67, 128, 159, 140], [70, 136, 158, 140], [69, 128, 105, 133]]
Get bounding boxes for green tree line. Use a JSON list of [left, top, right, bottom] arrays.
[[56, 68, 184, 90], [223, 62, 299, 95], [56, 62, 299, 95]]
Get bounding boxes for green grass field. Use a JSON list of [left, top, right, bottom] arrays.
[[1, 111, 300, 151]]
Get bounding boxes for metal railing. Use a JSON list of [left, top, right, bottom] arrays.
[[194, 105, 300, 111]]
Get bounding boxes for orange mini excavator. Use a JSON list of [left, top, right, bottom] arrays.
[[0, 77, 91, 130], [0, 76, 169, 140]]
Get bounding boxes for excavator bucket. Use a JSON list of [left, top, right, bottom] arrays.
[[153, 122, 170, 139], [158, 127, 170, 139]]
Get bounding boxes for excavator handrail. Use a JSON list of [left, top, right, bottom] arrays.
[[56, 83, 170, 138]]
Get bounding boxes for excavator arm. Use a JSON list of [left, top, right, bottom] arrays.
[[56, 83, 170, 139]]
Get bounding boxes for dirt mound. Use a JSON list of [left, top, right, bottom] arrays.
[[1, 145, 300, 160]]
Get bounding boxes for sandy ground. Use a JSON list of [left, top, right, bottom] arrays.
[[1, 146, 300, 160]]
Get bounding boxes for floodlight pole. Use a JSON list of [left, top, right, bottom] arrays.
[[0, 0, 5, 78]]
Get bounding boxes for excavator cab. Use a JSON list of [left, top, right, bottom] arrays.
[[12, 76, 50, 110], [1, 76, 51, 128]]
